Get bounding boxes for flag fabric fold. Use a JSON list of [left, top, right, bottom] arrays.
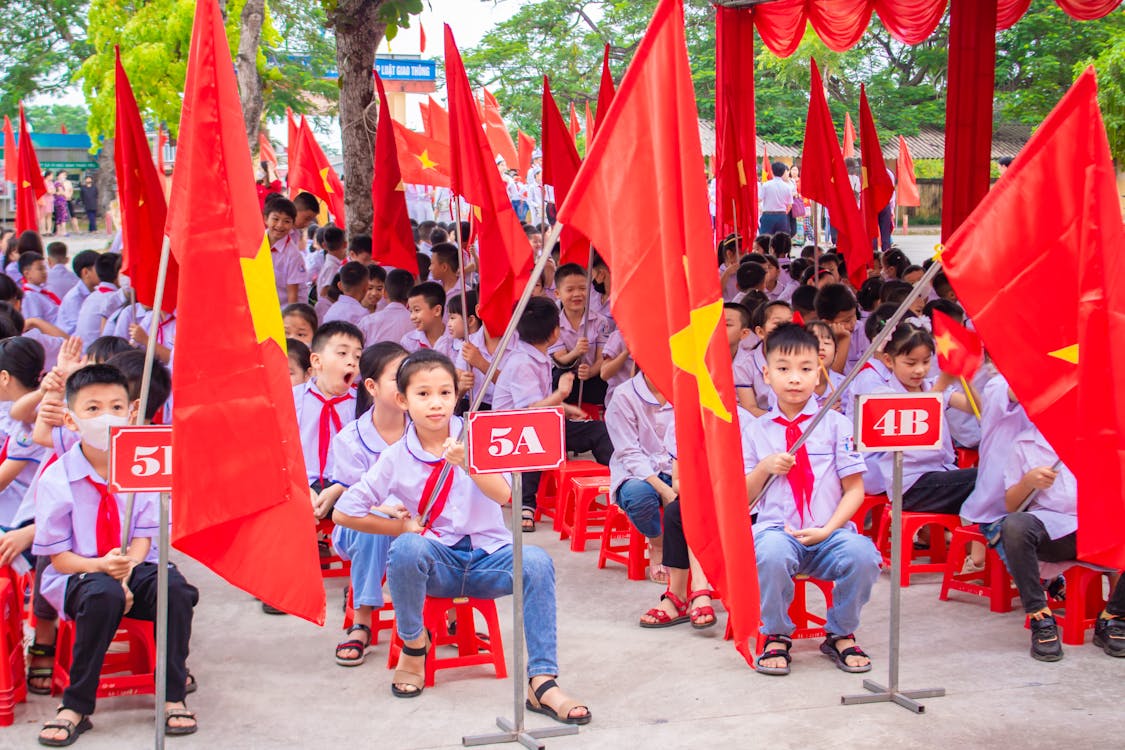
[[594, 44, 615, 135], [584, 101, 594, 154], [568, 102, 581, 145], [115, 49, 178, 313], [714, 6, 757, 243], [166, 0, 325, 625], [15, 104, 47, 235], [541, 77, 589, 267], [392, 122, 451, 187], [943, 68, 1125, 569], [896, 135, 921, 207], [517, 130, 535, 181], [421, 96, 450, 143], [858, 85, 894, 246], [286, 108, 301, 181], [482, 88, 519, 168], [931, 309, 982, 379], [289, 120, 346, 226], [259, 132, 278, 172], [2, 115, 16, 184], [372, 73, 420, 276], [558, 0, 759, 664], [843, 111, 856, 159], [760, 142, 771, 183]]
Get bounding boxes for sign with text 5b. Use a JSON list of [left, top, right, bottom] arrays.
[[855, 393, 944, 452], [108, 425, 173, 493], [467, 408, 566, 475]]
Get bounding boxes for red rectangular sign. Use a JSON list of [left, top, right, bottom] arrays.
[[467, 408, 566, 474], [108, 425, 173, 493], [854, 392, 944, 452]]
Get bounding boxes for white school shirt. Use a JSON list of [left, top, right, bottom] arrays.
[[0, 415, 47, 527], [32, 443, 160, 618], [21, 282, 60, 324], [337, 416, 512, 553], [293, 379, 358, 485], [326, 410, 405, 488], [492, 341, 552, 411], [137, 310, 177, 350], [720, 264, 739, 303], [765, 277, 797, 303], [746, 346, 771, 411], [108, 303, 140, 340], [731, 346, 758, 396], [271, 235, 307, 307], [76, 283, 126, 351], [46, 264, 79, 300], [548, 309, 610, 367], [606, 374, 674, 498], [588, 292, 614, 332], [1002, 427, 1077, 540], [844, 323, 871, 374], [453, 328, 519, 407], [741, 398, 866, 532], [759, 178, 794, 213], [869, 376, 956, 493], [323, 295, 368, 327], [360, 302, 414, 345], [600, 329, 633, 406], [57, 283, 91, 335], [961, 374, 1031, 524], [400, 329, 454, 357]]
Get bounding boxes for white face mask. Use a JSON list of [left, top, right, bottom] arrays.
[[70, 413, 129, 451]]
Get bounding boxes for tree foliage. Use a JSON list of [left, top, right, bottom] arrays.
[[1080, 24, 1125, 163], [0, 0, 90, 114], [24, 103, 91, 134]]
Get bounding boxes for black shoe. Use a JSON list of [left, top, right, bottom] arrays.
[[1093, 615, 1125, 658], [261, 601, 287, 615], [1045, 575, 1066, 602], [1029, 614, 1063, 662]]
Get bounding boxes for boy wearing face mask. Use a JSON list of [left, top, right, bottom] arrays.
[[32, 364, 199, 744]]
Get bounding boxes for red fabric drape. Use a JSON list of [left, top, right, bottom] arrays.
[[714, 6, 757, 244]]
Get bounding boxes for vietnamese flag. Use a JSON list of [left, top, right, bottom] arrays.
[[559, 0, 759, 664], [156, 125, 168, 176], [932, 310, 982, 379], [392, 122, 451, 187], [3, 115, 17, 185], [800, 60, 870, 288], [15, 104, 47, 235], [715, 6, 757, 244], [541, 77, 588, 267], [166, 0, 325, 624], [290, 119, 346, 226], [517, 130, 535, 180], [568, 101, 580, 145], [842, 111, 856, 159], [482, 88, 518, 168], [372, 73, 419, 275], [858, 85, 894, 245], [258, 132, 278, 171], [944, 68, 1125, 568], [594, 43, 615, 135], [584, 101, 594, 154], [896, 135, 920, 207], [445, 25, 532, 334], [115, 49, 178, 313], [421, 96, 450, 144], [760, 142, 770, 183], [286, 108, 301, 180]]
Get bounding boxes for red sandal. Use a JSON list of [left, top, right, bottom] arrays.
[[639, 590, 689, 628], [688, 589, 717, 629]]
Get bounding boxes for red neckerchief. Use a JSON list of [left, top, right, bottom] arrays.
[[860, 362, 875, 373], [23, 284, 61, 305], [156, 314, 176, 346], [773, 413, 815, 526], [416, 458, 455, 536], [85, 476, 122, 557], [96, 284, 115, 294], [310, 389, 350, 482]]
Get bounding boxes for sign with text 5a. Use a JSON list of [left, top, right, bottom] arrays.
[[108, 425, 173, 493], [467, 408, 565, 474], [855, 393, 944, 452]]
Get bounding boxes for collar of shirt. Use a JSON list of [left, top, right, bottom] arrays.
[[303, 378, 356, 404], [356, 412, 400, 456], [762, 397, 819, 424], [558, 309, 601, 336], [270, 234, 296, 254], [61, 442, 108, 485], [629, 373, 664, 407], [95, 282, 118, 294], [404, 415, 463, 464], [514, 340, 550, 366]]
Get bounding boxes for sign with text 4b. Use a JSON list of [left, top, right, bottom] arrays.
[[855, 393, 944, 452], [467, 408, 566, 475], [108, 425, 173, 493]]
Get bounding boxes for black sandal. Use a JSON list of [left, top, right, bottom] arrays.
[[820, 633, 872, 673], [755, 634, 793, 676], [521, 508, 536, 533], [525, 678, 591, 725], [390, 630, 432, 698], [165, 707, 198, 736], [184, 670, 197, 694], [335, 624, 372, 667], [38, 710, 92, 747], [27, 642, 55, 696]]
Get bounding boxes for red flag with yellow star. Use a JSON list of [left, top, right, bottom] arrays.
[[858, 85, 893, 246], [559, 0, 759, 664], [931, 310, 981, 379], [392, 122, 451, 188], [541, 77, 588, 267], [372, 72, 419, 275], [289, 118, 346, 227], [944, 68, 1125, 568], [166, 0, 325, 625], [420, 96, 450, 144], [15, 104, 47, 235], [715, 6, 756, 243]]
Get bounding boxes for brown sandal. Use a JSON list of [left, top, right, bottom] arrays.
[[525, 678, 591, 725], [391, 630, 432, 698]]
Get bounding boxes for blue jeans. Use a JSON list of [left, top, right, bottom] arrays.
[[754, 527, 881, 636], [615, 474, 670, 538], [386, 534, 559, 678]]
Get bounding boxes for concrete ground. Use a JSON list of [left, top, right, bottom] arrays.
[[5, 503, 1120, 750]]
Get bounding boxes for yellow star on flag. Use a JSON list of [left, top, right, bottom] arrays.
[[319, 167, 335, 194], [240, 235, 285, 349], [21, 180, 30, 188], [934, 331, 956, 359], [1048, 344, 1078, 364], [416, 150, 437, 170], [861, 166, 869, 189], [395, 180, 405, 192], [932, 243, 944, 262], [736, 159, 747, 187], [668, 295, 732, 424]]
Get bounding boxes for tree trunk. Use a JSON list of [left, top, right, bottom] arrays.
[[331, 0, 385, 237], [236, 0, 267, 151], [96, 137, 115, 215]]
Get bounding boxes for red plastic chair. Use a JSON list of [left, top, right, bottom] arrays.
[[850, 494, 888, 542], [341, 586, 397, 645], [0, 566, 27, 726], [955, 447, 980, 469], [317, 518, 351, 579], [51, 618, 156, 700], [597, 503, 648, 580], [724, 576, 834, 654], [558, 476, 611, 552], [939, 526, 1018, 613], [386, 597, 506, 687], [533, 460, 607, 528], [1026, 565, 1113, 646], [875, 510, 962, 586]]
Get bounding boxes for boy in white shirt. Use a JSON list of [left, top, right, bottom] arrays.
[[322, 262, 370, 326]]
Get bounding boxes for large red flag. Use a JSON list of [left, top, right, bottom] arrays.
[[392, 122, 451, 187], [167, 0, 325, 624], [932, 309, 982, 379], [541, 77, 588, 267], [896, 135, 920, 207], [290, 120, 346, 226], [445, 26, 532, 334], [858, 85, 894, 246], [3, 116, 17, 184], [568, 102, 581, 145], [421, 96, 450, 144], [286, 108, 301, 188], [258, 132, 278, 172], [583, 101, 594, 154], [944, 68, 1125, 568], [482, 88, 519, 168], [372, 73, 420, 275], [517, 130, 535, 180], [15, 104, 47, 235], [800, 60, 869, 287], [594, 44, 615, 135], [842, 111, 856, 159], [714, 6, 757, 243], [115, 49, 178, 313], [559, 0, 759, 664]]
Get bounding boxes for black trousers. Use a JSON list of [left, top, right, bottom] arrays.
[[661, 499, 690, 569], [521, 420, 614, 510], [1001, 513, 1125, 615], [878, 205, 893, 251], [62, 562, 198, 715], [552, 367, 607, 406], [903, 468, 977, 515]]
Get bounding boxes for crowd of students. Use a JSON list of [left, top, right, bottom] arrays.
[[0, 182, 1120, 745]]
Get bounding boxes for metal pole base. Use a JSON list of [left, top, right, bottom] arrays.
[[841, 680, 946, 714], [463, 716, 579, 749]]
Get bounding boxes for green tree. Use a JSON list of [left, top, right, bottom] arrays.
[[0, 0, 90, 114], [262, 0, 338, 121], [1080, 25, 1125, 163], [24, 103, 90, 134]]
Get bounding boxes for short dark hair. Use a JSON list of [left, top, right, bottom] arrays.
[[46, 241, 68, 261], [764, 322, 818, 360], [430, 227, 449, 245], [282, 303, 318, 333], [865, 302, 901, 341], [751, 299, 791, 332], [923, 298, 964, 323], [338, 261, 369, 292], [17, 252, 44, 274], [517, 296, 561, 345], [880, 280, 912, 307], [902, 264, 923, 278], [0, 300, 24, 337], [416, 253, 431, 281], [395, 349, 457, 393], [95, 253, 121, 284], [998, 156, 1013, 168], [417, 220, 437, 240], [87, 335, 133, 364], [65, 363, 129, 407], [856, 277, 883, 312], [884, 321, 935, 358], [431, 242, 460, 273], [367, 264, 387, 283], [322, 226, 346, 252], [791, 285, 818, 316], [385, 269, 415, 304], [932, 271, 955, 301], [106, 350, 171, 420], [265, 197, 297, 220], [349, 234, 373, 257], [447, 289, 478, 319], [0, 336, 44, 389], [736, 262, 766, 291], [769, 233, 792, 258], [287, 338, 311, 373], [17, 231, 43, 256], [814, 283, 858, 322], [408, 281, 445, 312], [554, 263, 587, 286], [311, 321, 364, 353], [724, 301, 751, 330], [293, 192, 320, 214], [72, 249, 99, 275], [770, 161, 787, 178]]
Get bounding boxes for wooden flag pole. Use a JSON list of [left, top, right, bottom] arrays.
[[960, 375, 982, 420]]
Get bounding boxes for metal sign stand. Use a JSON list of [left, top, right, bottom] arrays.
[[463, 473, 579, 750], [842, 452, 945, 713]]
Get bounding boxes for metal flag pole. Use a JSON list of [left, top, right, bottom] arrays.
[[1016, 459, 1065, 513], [452, 197, 471, 337], [812, 201, 821, 278], [749, 258, 944, 512], [573, 246, 596, 407]]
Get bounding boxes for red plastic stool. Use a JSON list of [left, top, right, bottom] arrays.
[[955, 447, 979, 469], [341, 586, 396, 645], [850, 494, 888, 542], [0, 566, 27, 726], [597, 503, 648, 580], [876, 510, 962, 586], [939, 526, 1018, 613], [1029, 565, 1113, 646], [723, 576, 834, 653], [317, 519, 351, 579], [578, 403, 604, 422], [51, 618, 156, 699], [533, 460, 606, 528], [386, 597, 506, 687], [558, 476, 611, 552]]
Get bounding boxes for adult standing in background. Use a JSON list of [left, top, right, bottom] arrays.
[[80, 175, 99, 233], [759, 161, 794, 236]]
